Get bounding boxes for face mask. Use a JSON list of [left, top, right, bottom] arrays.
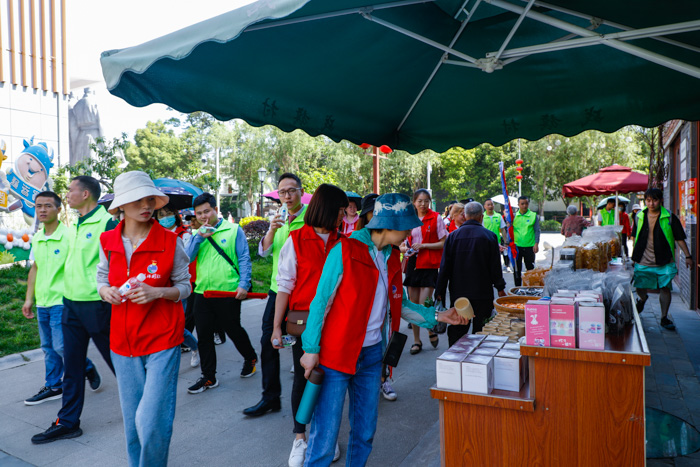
[[159, 215, 176, 229]]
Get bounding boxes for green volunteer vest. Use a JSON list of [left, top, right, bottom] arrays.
[[635, 207, 676, 260], [269, 205, 307, 293], [64, 206, 112, 301], [513, 209, 537, 247], [195, 220, 242, 294], [600, 208, 615, 226], [482, 213, 503, 243], [32, 222, 70, 307]]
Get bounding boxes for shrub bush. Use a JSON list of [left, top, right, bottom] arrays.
[[240, 216, 266, 227], [541, 219, 562, 232], [242, 219, 270, 243]]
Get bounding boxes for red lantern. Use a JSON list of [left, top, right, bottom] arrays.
[[516, 174, 523, 180], [515, 159, 523, 165], [359, 143, 371, 149], [515, 166, 523, 172], [379, 145, 392, 154]]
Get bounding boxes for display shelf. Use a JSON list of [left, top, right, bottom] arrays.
[[431, 380, 534, 412]]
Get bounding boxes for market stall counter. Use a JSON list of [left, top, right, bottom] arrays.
[[431, 304, 650, 466]]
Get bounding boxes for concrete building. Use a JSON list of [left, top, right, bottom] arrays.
[[0, 0, 70, 227]]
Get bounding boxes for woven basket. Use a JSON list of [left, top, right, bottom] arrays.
[[508, 286, 544, 296], [493, 295, 535, 318]]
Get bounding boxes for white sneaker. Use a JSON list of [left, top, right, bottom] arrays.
[[190, 350, 200, 368], [290, 364, 295, 374], [381, 380, 397, 401], [213, 333, 223, 345], [333, 442, 340, 462], [288, 438, 307, 467]]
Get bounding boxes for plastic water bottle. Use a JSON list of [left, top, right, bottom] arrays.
[[118, 273, 146, 302], [272, 335, 297, 348], [295, 367, 324, 425], [279, 205, 289, 223]]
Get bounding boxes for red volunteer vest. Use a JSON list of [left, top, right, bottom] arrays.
[[101, 220, 185, 357], [288, 225, 342, 311], [416, 210, 443, 269], [319, 238, 403, 375], [340, 217, 359, 236], [174, 225, 197, 283]]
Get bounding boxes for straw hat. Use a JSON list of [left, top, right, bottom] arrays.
[[108, 171, 169, 215]]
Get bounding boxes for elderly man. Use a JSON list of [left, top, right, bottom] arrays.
[[561, 205, 589, 238], [436, 202, 507, 345]]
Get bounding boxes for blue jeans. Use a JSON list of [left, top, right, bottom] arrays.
[[36, 305, 94, 390], [305, 343, 383, 467], [183, 329, 198, 351], [111, 346, 180, 467]]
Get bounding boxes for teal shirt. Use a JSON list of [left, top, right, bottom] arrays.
[[301, 228, 437, 355]]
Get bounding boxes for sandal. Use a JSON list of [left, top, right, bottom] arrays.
[[410, 343, 422, 355], [429, 333, 439, 349]]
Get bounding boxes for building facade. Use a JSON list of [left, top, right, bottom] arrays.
[[1, 0, 70, 168], [663, 120, 699, 311]]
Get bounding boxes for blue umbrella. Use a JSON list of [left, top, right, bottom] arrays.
[[154, 178, 203, 197]]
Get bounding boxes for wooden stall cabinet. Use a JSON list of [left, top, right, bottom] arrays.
[[431, 313, 650, 466]]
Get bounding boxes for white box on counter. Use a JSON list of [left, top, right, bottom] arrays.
[[494, 349, 526, 392], [485, 335, 509, 343], [461, 355, 494, 394], [479, 341, 505, 349], [472, 347, 499, 357], [436, 352, 466, 391]]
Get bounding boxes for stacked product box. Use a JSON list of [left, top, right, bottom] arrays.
[[577, 301, 605, 350], [525, 299, 550, 347], [550, 298, 577, 348], [436, 334, 528, 394]]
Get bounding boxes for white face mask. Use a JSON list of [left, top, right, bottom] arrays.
[[159, 215, 176, 229]]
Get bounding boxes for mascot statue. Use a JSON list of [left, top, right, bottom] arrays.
[[0, 137, 54, 225]]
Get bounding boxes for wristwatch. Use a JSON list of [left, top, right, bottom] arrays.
[[435, 310, 440, 322]]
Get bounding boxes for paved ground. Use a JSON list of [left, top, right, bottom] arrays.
[[2, 233, 700, 465]]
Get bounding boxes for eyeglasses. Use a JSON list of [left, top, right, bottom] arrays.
[[279, 188, 301, 197]]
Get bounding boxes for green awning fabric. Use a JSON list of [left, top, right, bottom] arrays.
[[101, 0, 700, 153]]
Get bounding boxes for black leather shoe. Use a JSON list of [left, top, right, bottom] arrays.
[[243, 398, 281, 417], [32, 421, 83, 444]]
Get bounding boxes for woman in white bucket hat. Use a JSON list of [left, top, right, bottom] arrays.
[[96, 171, 192, 467]]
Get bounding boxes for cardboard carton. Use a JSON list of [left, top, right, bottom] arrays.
[[436, 352, 466, 391], [525, 299, 550, 347], [461, 355, 494, 394]]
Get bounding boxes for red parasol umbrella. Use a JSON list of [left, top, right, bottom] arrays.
[[562, 165, 648, 198], [263, 190, 313, 205], [562, 165, 649, 225]]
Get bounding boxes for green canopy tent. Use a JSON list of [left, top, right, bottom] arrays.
[[101, 0, 700, 153]]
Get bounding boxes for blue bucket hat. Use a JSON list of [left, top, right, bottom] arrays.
[[365, 193, 422, 231]]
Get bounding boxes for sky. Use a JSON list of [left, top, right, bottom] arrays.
[[68, 0, 254, 139]]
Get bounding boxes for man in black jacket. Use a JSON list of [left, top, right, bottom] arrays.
[[435, 201, 507, 346], [632, 188, 691, 330]]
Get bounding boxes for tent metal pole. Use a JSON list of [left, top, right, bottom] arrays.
[[394, 0, 483, 130], [528, 0, 700, 54], [486, 0, 700, 80], [244, 0, 434, 32], [360, 12, 477, 64], [615, 192, 619, 226], [454, 0, 471, 19], [494, 0, 536, 61], [443, 59, 479, 67], [488, 20, 700, 60]]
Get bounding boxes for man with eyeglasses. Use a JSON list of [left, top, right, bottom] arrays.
[[244, 173, 308, 417]]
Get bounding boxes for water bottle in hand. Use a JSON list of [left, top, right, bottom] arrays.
[[118, 273, 146, 302], [272, 335, 297, 348], [279, 205, 288, 223]]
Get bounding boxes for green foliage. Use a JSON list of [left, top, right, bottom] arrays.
[[0, 264, 39, 357], [300, 167, 339, 193], [60, 135, 129, 192], [540, 219, 562, 231]]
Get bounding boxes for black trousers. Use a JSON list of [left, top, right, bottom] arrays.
[[291, 336, 307, 434], [58, 298, 114, 429], [184, 286, 196, 333], [514, 246, 536, 287], [260, 291, 283, 402], [447, 298, 495, 346], [621, 233, 629, 257], [193, 293, 257, 379]]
